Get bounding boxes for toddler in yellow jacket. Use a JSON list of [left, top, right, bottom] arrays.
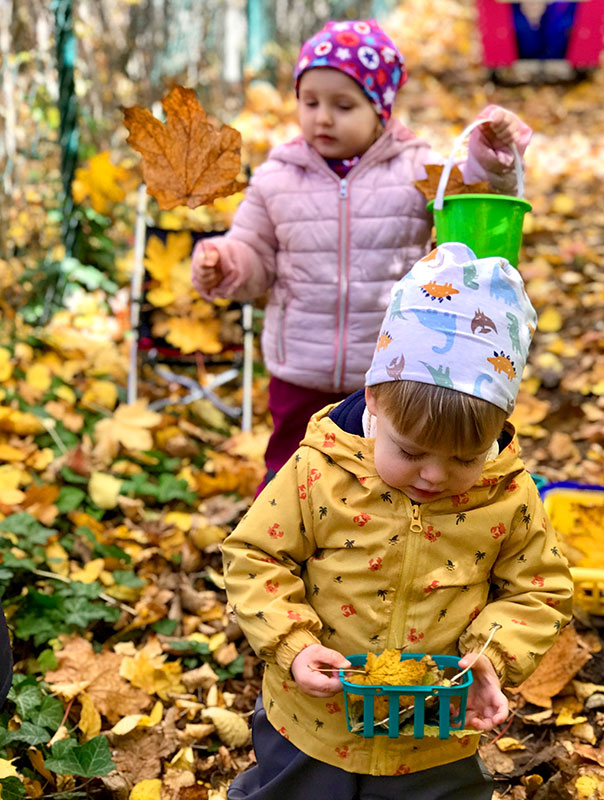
[[222, 242, 573, 800]]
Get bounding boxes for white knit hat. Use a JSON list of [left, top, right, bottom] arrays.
[[365, 242, 537, 414]]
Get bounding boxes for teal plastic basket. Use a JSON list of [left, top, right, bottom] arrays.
[[339, 653, 472, 740]]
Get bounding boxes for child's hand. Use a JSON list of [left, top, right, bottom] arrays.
[[480, 108, 522, 150], [191, 243, 223, 294], [458, 652, 508, 731], [291, 644, 351, 698]]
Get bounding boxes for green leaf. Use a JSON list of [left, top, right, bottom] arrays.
[[44, 735, 116, 777], [0, 776, 26, 800], [0, 513, 56, 545], [30, 695, 65, 730], [4, 720, 50, 746], [63, 596, 120, 629], [14, 684, 42, 719], [37, 648, 59, 672], [156, 474, 196, 504], [169, 640, 210, 656], [215, 653, 245, 681], [56, 486, 87, 513], [0, 552, 37, 572], [151, 618, 179, 635], [113, 570, 145, 588], [61, 467, 90, 485]]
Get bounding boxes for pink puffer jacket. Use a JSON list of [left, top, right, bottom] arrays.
[[196, 112, 530, 393]]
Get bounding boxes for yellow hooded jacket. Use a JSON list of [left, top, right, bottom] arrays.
[[222, 405, 573, 775]]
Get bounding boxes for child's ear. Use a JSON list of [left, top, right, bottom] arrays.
[[365, 386, 378, 416]]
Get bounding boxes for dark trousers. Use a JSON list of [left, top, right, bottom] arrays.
[[228, 696, 494, 800], [255, 377, 348, 496]]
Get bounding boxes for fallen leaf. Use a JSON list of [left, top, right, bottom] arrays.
[[414, 163, 490, 201], [123, 86, 246, 209]]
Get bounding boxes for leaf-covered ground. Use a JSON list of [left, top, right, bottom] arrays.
[[1, 2, 604, 798]]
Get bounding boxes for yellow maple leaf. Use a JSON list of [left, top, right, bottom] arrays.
[[123, 85, 246, 210], [72, 152, 131, 215], [93, 400, 162, 461], [120, 641, 185, 700], [154, 316, 222, 355], [144, 232, 193, 283], [78, 692, 102, 741]]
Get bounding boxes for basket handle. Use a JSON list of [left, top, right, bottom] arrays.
[[433, 118, 524, 211]]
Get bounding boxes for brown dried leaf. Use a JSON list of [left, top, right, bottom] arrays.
[[414, 163, 490, 201], [517, 626, 592, 708], [123, 86, 246, 210], [45, 636, 151, 723]]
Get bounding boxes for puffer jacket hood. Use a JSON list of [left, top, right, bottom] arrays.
[[222, 403, 573, 776]]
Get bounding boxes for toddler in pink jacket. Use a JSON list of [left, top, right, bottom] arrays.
[[191, 19, 532, 491]]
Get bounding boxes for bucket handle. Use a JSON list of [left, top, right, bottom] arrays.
[[433, 118, 524, 211]]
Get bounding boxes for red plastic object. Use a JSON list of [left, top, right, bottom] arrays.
[[476, 0, 604, 68]]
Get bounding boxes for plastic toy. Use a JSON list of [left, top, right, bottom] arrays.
[[427, 119, 531, 266]]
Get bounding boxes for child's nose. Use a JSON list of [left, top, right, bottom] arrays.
[[316, 104, 332, 125], [419, 460, 448, 486]]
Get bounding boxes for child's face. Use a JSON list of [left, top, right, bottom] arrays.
[[365, 389, 491, 503], [297, 68, 382, 160]]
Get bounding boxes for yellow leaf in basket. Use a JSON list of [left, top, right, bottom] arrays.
[[144, 232, 193, 283], [160, 317, 222, 355]]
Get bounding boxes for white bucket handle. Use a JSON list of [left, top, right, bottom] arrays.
[[433, 118, 524, 211]]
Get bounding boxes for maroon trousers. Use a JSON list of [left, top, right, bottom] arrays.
[[256, 376, 348, 496]]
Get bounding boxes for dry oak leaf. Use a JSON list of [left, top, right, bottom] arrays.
[[123, 85, 246, 210], [414, 163, 490, 202], [45, 636, 151, 724], [516, 626, 592, 708]]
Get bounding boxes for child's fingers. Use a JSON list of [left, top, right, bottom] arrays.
[[202, 246, 220, 268]]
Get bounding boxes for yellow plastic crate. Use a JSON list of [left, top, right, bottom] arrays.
[[540, 482, 604, 614], [570, 568, 604, 615]]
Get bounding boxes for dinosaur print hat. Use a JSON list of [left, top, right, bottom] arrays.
[[365, 242, 538, 414]]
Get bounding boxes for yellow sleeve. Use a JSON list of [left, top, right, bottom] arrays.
[[458, 474, 573, 685], [222, 447, 323, 671]]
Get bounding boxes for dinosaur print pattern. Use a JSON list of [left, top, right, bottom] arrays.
[[389, 288, 406, 321], [463, 262, 479, 289], [506, 312, 522, 354], [420, 280, 460, 302], [490, 262, 520, 307], [411, 309, 456, 354], [385, 353, 405, 379], [376, 331, 392, 351], [421, 362, 454, 388], [471, 309, 497, 334], [487, 351, 516, 381]]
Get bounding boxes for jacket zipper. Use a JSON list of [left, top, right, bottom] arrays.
[[410, 503, 423, 533], [333, 177, 349, 390]]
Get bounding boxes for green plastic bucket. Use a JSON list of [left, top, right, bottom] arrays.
[[427, 193, 531, 267], [427, 119, 531, 267]]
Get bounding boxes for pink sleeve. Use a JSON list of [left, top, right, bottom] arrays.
[[464, 104, 533, 194], [193, 176, 278, 302]]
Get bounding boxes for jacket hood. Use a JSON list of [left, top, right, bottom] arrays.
[[267, 118, 423, 171], [300, 403, 526, 507]]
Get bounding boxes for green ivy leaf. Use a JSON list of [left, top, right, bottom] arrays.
[[4, 720, 50, 746], [113, 570, 145, 588], [61, 466, 90, 485], [0, 513, 56, 546], [44, 734, 116, 777], [56, 486, 87, 513], [29, 695, 65, 730], [0, 776, 26, 799], [63, 596, 120, 629], [156, 474, 196, 504], [13, 683, 43, 720]]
